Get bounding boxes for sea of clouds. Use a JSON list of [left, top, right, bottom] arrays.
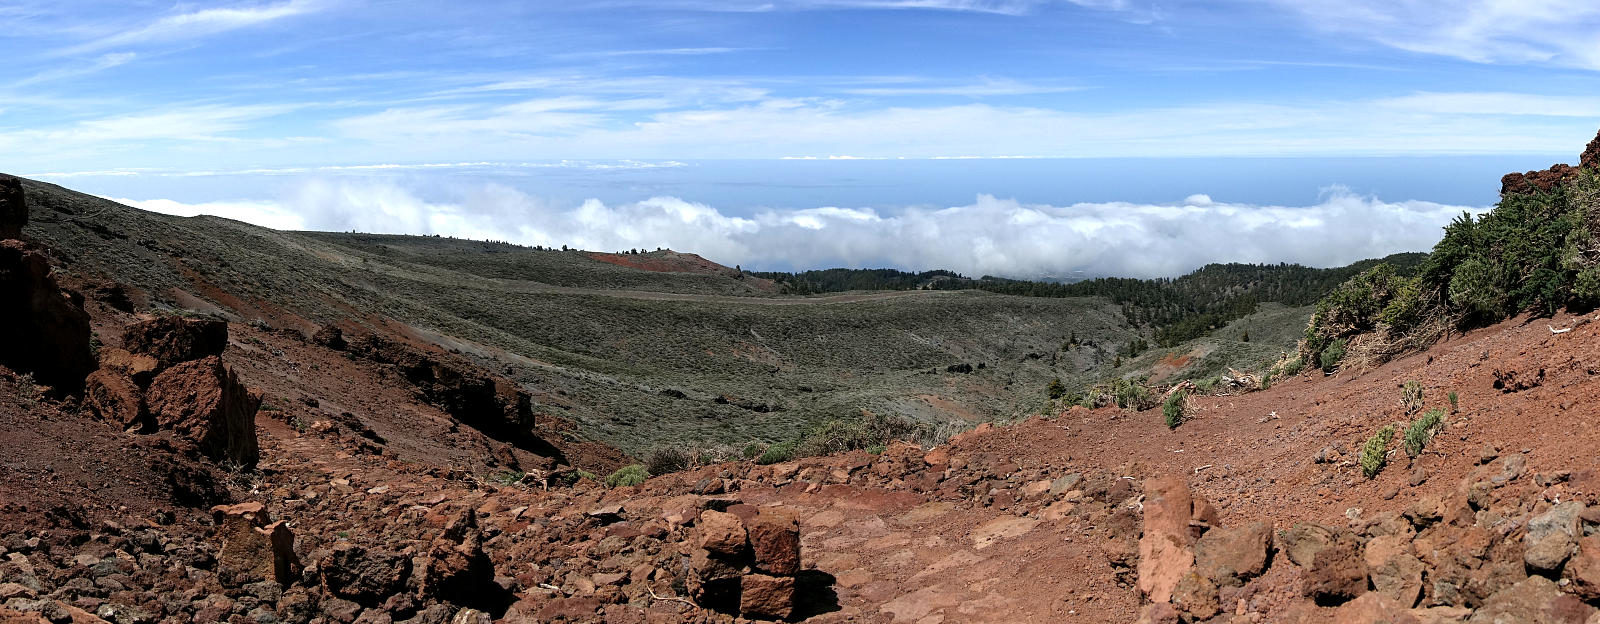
[[116, 179, 1485, 279]]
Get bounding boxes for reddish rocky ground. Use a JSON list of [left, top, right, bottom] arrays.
[[5, 170, 1600, 623]]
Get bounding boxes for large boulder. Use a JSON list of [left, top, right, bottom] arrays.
[[1193, 521, 1273, 586], [1563, 535, 1600, 601], [123, 316, 228, 369], [144, 355, 260, 467], [0, 240, 95, 392], [1138, 475, 1195, 604], [0, 176, 23, 240]]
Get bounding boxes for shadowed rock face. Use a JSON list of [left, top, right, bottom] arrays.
[[0, 176, 24, 240], [0, 240, 95, 392]]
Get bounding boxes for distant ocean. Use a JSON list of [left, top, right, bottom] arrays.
[[35, 155, 1562, 216]]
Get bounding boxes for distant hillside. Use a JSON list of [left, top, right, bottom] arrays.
[[759, 253, 1429, 348]]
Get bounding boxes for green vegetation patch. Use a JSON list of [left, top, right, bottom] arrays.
[[605, 464, 650, 488], [1162, 390, 1187, 429], [1403, 408, 1445, 458], [1360, 425, 1396, 479]]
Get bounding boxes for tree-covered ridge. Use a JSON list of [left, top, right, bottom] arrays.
[[756, 253, 1428, 347]]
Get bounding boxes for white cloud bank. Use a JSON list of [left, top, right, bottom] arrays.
[[119, 181, 1484, 279]]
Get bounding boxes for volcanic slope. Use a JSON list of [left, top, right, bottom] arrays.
[[17, 177, 1142, 454]]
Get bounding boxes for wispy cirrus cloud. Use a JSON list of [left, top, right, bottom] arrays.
[[1272, 0, 1600, 70], [59, 0, 322, 55]]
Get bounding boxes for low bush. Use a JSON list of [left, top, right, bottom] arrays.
[[1162, 390, 1187, 429], [1318, 338, 1347, 373], [1401, 381, 1424, 415], [755, 440, 798, 465], [1448, 391, 1459, 413], [1403, 408, 1445, 457], [1360, 425, 1395, 479], [605, 464, 650, 488]]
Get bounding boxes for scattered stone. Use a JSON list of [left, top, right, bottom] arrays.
[[1410, 465, 1428, 487], [83, 369, 146, 430], [1281, 524, 1335, 568], [1330, 592, 1420, 624], [1564, 535, 1600, 601], [319, 544, 411, 607]]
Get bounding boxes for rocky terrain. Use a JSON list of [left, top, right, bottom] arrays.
[[4, 131, 1600, 624]]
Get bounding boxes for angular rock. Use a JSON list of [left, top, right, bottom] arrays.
[[96, 348, 160, 387], [83, 369, 146, 430], [1193, 521, 1273, 586], [0, 241, 95, 392], [1370, 553, 1425, 608], [746, 507, 800, 576], [145, 356, 260, 467], [122, 316, 228, 369], [1468, 575, 1595, 624], [1305, 530, 1367, 606], [418, 510, 497, 607], [1282, 523, 1335, 567], [1584, 129, 1600, 170], [312, 324, 347, 350], [216, 502, 298, 587], [1138, 475, 1195, 604], [1525, 502, 1583, 571], [1135, 602, 1180, 624], [0, 176, 24, 240], [1564, 535, 1600, 601], [698, 510, 748, 557], [319, 543, 412, 607], [739, 573, 795, 620], [1332, 592, 1421, 624], [1170, 571, 1219, 620]]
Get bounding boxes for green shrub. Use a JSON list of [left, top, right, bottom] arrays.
[[1360, 425, 1395, 479], [796, 410, 919, 457], [489, 470, 525, 486], [1447, 391, 1459, 413], [605, 464, 649, 488], [1401, 381, 1424, 415], [1403, 408, 1445, 457], [1162, 390, 1187, 429], [1318, 338, 1347, 373], [741, 443, 763, 459], [755, 440, 799, 465], [1046, 378, 1065, 399], [1113, 377, 1152, 410]]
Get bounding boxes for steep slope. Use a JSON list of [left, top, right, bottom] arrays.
[[16, 176, 1139, 453]]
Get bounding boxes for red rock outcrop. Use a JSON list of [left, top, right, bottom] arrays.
[[1138, 475, 1196, 604], [123, 316, 228, 369], [0, 240, 95, 392], [145, 355, 261, 467], [1501, 128, 1600, 196], [685, 503, 806, 620]]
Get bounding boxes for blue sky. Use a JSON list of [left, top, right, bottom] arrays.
[[4, 1, 1600, 277]]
